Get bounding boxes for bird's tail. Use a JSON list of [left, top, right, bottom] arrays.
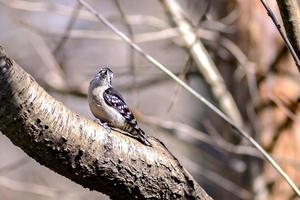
[[136, 128, 152, 147]]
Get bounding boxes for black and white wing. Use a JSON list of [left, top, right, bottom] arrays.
[[103, 87, 137, 128], [103, 87, 151, 146]]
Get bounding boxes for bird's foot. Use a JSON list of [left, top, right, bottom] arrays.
[[94, 119, 111, 134]]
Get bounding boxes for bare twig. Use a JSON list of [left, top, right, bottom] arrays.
[[257, 45, 287, 85], [166, 56, 191, 113], [53, 2, 82, 55], [260, 0, 300, 73], [140, 112, 300, 171], [276, 0, 300, 59], [1, 0, 170, 29], [19, 21, 216, 44], [138, 113, 261, 158], [113, 0, 139, 106], [220, 37, 260, 133], [77, 0, 300, 196], [142, 112, 300, 172], [268, 92, 299, 121], [161, 0, 243, 127], [29, 32, 68, 91], [180, 157, 252, 200], [203, 120, 260, 157], [266, 97, 299, 152]]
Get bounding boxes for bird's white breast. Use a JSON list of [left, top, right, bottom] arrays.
[[88, 86, 125, 128]]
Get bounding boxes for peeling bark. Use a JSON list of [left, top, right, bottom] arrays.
[[0, 46, 212, 200]]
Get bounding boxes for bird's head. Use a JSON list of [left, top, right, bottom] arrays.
[[92, 67, 114, 87]]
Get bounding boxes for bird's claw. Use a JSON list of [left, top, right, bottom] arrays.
[[94, 119, 111, 134]]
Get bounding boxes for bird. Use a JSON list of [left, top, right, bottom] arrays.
[[88, 67, 152, 146]]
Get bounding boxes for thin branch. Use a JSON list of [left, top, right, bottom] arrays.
[[28, 32, 68, 91], [76, 0, 300, 196], [268, 92, 299, 121], [113, 0, 139, 106], [260, 0, 300, 73], [1, 0, 170, 29], [166, 56, 191, 113], [266, 97, 299, 152], [19, 20, 216, 44], [219, 37, 260, 134], [0, 46, 212, 200], [180, 157, 252, 200], [276, 0, 300, 59], [160, 0, 243, 127], [202, 120, 260, 158], [138, 113, 261, 158], [257, 44, 287, 85], [53, 2, 82, 55], [139, 113, 300, 171]]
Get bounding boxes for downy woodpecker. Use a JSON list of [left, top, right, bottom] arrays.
[[88, 67, 151, 146]]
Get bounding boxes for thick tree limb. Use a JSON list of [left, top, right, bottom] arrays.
[[260, 0, 300, 71], [0, 46, 212, 200], [276, 0, 300, 59]]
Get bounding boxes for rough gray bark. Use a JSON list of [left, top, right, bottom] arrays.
[[276, 0, 300, 58], [0, 46, 212, 200]]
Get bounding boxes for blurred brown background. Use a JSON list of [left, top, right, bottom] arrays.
[[0, 0, 299, 199]]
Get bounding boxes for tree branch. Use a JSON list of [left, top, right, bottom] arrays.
[[276, 0, 300, 59], [0, 46, 212, 200], [260, 0, 300, 72], [160, 0, 243, 127]]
